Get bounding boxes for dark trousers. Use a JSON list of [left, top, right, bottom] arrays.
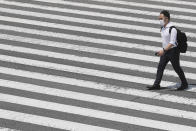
[[154, 47, 188, 86]]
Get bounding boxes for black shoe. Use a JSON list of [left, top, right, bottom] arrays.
[[146, 85, 160, 90], [177, 84, 188, 91]]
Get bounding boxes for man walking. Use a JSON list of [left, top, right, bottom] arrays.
[[147, 10, 188, 90]]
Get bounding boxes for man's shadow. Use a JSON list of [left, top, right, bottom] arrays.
[[161, 83, 196, 91]]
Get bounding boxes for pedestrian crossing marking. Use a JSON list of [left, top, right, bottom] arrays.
[[1, 79, 196, 120], [0, 0, 196, 130], [2, 0, 196, 30]]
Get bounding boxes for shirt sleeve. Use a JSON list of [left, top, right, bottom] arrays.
[[169, 28, 177, 45]]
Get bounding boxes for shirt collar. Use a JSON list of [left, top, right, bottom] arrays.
[[165, 22, 173, 28]]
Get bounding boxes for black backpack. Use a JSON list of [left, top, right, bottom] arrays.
[[169, 26, 188, 53]]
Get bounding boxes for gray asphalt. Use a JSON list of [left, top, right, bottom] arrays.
[[0, 0, 196, 131]]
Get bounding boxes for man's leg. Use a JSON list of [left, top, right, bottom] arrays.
[[153, 54, 169, 86], [169, 49, 188, 89], [147, 54, 169, 90]]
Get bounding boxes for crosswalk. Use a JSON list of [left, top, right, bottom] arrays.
[[0, 0, 196, 130]]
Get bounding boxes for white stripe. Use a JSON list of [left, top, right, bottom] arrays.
[[88, 0, 196, 14], [0, 7, 158, 32], [0, 15, 158, 37], [0, 13, 195, 39], [0, 36, 195, 79], [0, 127, 20, 131], [0, 21, 195, 48], [0, 42, 195, 81], [0, 1, 195, 129], [1, 79, 196, 120], [0, 17, 163, 43], [0, 54, 175, 88], [0, 0, 158, 25], [0, 66, 196, 106], [1, 1, 191, 67], [1, 4, 196, 24], [1, 93, 196, 131], [1, 53, 196, 92], [1, 35, 196, 80], [1, 33, 196, 59], [1, 41, 196, 90], [1, 15, 196, 46], [1, 37, 196, 70], [2, 34, 196, 58], [146, 0, 196, 7], [0, 9, 193, 38], [0, 109, 116, 131], [1, 49, 196, 81], [0, 41, 160, 71], [34, 0, 196, 22], [1, 0, 196, 31]]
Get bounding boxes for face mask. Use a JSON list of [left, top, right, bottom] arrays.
[[159, 19, 165, 26]]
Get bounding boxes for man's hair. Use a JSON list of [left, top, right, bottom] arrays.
[[160, 10, 170, 20]]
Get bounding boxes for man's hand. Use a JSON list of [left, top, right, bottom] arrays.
[[157, 50, 164, 56], [156, 44, 173, 56]]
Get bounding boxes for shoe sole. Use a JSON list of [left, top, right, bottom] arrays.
[[176, 88, 188, 91], [147, 88, 161, 90], [176, 87, 188, 91]]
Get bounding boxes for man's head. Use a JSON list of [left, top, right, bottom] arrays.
[[159, 10, 170, 27]]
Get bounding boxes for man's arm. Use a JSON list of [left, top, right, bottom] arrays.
[[164, 28, 177, 51], [157, 44, 173, 56], [158, 28, 177, 56], [163, 43, 174, 52]]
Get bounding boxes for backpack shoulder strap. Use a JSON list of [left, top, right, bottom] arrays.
[[160, 26, 163, 32], [169, 26, 176, 34]]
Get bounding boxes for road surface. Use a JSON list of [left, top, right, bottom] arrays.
[[0, 0, 196, 130]]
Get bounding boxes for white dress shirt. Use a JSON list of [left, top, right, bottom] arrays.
[[161, 22, 177, 49]]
